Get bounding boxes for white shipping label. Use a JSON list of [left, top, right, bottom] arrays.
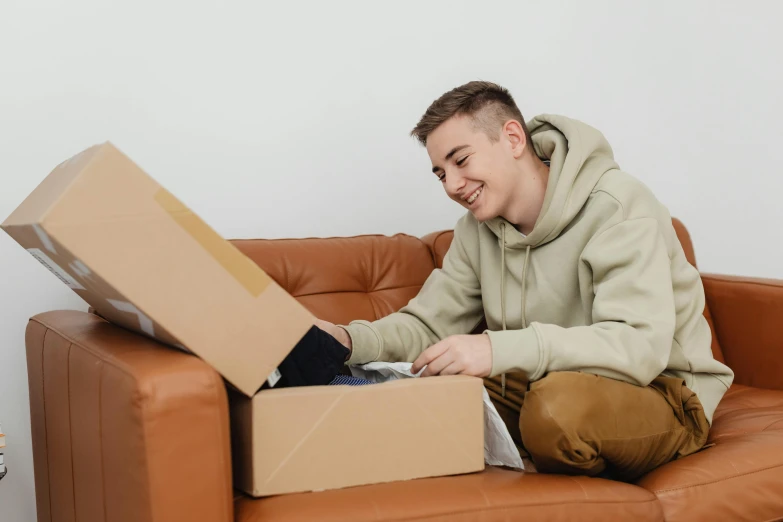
[[69, 260, 91, 277], [106, 299, 155, 338], [267, 368, 282, 388], [27, 248, 85, 290], [33, 224, 57, 254]]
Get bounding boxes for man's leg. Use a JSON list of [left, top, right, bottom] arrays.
[[519, 371, 710, 481], [485, 373, 529, 458]]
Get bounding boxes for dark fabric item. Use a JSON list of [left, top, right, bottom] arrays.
[[328, 375, 374, 386], [262, 326, 350, 389]]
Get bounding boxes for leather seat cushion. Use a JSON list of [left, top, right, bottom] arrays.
[[235, 467, 663, 522], [637, 385, 783, 521]]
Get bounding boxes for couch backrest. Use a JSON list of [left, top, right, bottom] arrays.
[[232, 233, 435, 326]]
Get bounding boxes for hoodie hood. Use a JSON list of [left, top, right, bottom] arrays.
[[485, 114, 620, 248]]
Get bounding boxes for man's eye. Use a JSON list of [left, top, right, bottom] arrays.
[[438, 173, 446, 182]]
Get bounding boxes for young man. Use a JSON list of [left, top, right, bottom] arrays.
[[315, 81, 734, 481]]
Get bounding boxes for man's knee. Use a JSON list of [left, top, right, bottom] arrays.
[[520, 372, 604, 475]]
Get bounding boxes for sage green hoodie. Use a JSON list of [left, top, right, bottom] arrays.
[[342, 114, 733, 424]]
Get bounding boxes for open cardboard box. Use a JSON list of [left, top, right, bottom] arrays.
[[2, 143, 486, 497]]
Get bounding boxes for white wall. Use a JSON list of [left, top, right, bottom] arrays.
[[1, 1, 781, 519]]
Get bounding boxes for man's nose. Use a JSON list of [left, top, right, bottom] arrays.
[[444, 170, 465, 197]]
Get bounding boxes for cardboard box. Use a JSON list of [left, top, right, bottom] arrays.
[[230, 375, 485, 496], [2, 142, 315, 397], [3, 143, 486, 496]]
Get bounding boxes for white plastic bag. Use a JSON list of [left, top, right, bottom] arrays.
[[349, 362, 525, 471]]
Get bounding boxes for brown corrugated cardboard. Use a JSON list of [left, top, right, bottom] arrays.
[[4, 142, 486, 496], [230, 375, 486, 497], [2, 142, 315, 397]]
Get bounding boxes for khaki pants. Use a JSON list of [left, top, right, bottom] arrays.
[[485, 371, 710, 482]]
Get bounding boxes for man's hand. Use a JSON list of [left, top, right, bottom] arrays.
[[313, 318, 353, 353], [411, 334, 492, 378]]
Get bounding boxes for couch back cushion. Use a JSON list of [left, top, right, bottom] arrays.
[[232, 234, 435, 325], [423, 219, 726, 363]]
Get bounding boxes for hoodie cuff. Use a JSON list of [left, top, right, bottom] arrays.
[[486, 327, 542, 379], [340, 320, 383, 365]]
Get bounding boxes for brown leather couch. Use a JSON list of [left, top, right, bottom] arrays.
[[24, 219, 783, 522]]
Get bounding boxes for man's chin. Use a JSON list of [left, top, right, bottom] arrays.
[[470, 208, 491, 223]]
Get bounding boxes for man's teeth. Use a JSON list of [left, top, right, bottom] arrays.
[[467, 186, 483, 203]]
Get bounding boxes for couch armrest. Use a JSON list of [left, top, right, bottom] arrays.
[[25, 310, 233, 522], [702, 274, 783, 391]]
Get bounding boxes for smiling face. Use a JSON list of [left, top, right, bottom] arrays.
[[427, 114, 526, 222]]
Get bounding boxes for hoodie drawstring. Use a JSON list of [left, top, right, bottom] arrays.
[[521, 245, 531, 328], [499, 223, 532, 398]]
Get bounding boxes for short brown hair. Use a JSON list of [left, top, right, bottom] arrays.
[[410, 81, 531, 147]]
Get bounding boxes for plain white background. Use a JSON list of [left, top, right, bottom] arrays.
[[1, 1, 781, 519]]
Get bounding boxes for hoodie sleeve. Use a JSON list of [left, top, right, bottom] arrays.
[[340, 216, 485, 365], [487, 217, 675, 386]]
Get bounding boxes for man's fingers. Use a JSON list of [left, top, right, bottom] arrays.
[[411, 340, 449, 374], [420, 349, 456, 377], [313, 318, 329, 330], [437, 360, 462, 376]]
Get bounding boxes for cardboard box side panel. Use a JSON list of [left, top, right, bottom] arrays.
[[228, 391, 256, 494], [2, 144, 103, 227], [235, 389, 352, 495], [240, 377, 485, 497]]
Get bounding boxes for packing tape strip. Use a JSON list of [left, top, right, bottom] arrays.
[[154, 188, 271, 297]]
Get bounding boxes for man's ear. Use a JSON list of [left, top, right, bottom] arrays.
[[503, 120, 527, 159]]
